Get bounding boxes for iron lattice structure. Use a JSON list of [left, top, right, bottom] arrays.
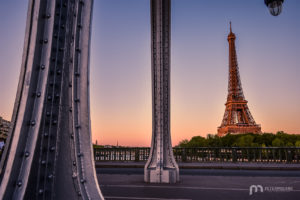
[[218, 23, 261, 137]]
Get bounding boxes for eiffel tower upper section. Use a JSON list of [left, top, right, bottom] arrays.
[[218, 22, 261, 137]]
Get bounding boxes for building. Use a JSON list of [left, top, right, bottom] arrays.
[[0, 116, 10, 146], [218, 23, 261, 137]]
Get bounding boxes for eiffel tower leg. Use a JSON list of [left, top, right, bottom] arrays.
[[144, 0, 179, 184], [0, 0, 103, 199]]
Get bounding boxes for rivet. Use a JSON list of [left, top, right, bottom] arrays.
[[55, 93, 59, 98], [48, 174, 53, 179], [73, 161, 76, 166], [69, 107, 72, 112], [57, 70, 61, 75], [17, 181, 22, 187], [44, 39, 48, 43], [48, 96, 52, 100], [53, 120, 57, 125], [44, 132, 49, 137], [75, 72, 80, 77], [50, 146, 55, 151], [25, 152, 30, 157], [41, 64, 45, 70], [46, 112, 50, 116], [70, 133, 74, 138], [38, 189, 44, 194], [41, 160, 46, 165], [46, 13, 51, 18], [77, 153, 82, 157], [36, 92, 41, 97], [72, 172, 77, 178], [31, 121, 36, 126], [80, 179, 85, 184]]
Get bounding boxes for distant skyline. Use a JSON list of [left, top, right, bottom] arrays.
[[0, 0, 300, 146]]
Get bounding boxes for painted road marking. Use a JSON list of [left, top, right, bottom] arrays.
[[105, 196, 192, 200]]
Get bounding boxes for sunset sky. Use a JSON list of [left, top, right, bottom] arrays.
[[0, 0, 299, 146]]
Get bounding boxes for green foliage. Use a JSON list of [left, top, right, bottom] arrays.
[[177, 139, 189, 147], [188, 136, 207, 147], [272, 138, 284, 147], [295, 141, 300, 147], [235, 135, 254, 147], [177, 132, 300, 147], [93, 144, 104, 148]]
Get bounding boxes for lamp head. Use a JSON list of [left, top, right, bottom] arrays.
[[264, 0, 284, 16]]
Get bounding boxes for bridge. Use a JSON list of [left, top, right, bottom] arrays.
[[0, 0, 296, 199]]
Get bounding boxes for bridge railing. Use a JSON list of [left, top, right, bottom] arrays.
[[94, 147, 300, 163]]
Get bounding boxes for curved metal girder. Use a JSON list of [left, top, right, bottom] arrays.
[[0, 0, 103, 199]]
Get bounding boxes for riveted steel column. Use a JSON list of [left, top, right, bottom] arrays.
[[0, 0, 103, 199], [144, 0, 179, 183]]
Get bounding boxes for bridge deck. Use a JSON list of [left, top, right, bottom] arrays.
[[97, 168, 300, 200]]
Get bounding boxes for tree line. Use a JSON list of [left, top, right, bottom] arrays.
[[177, 131, 300, 148]]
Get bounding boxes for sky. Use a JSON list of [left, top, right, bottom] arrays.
[[0, 0, 299, 147]]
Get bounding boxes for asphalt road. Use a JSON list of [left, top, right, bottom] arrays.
[[97, 168, 300, 200]]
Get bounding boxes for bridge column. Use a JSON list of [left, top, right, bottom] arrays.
[[144, 0, 179, 184], [0, 0, 103, 199]]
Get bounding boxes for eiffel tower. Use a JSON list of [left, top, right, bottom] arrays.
[[218, 22, 261, 137]]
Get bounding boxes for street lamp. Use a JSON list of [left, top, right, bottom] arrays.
[[265, 0, 284, 16]]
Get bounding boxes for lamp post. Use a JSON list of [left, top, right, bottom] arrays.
[[265, 0, 284, 16]]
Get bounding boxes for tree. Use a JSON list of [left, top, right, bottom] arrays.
[[234, 135, 254, 147], [272, 138, 284, 147], [286, 142, 293, 147], [188, 136, 207, 147], [178, 139, 189, 147]]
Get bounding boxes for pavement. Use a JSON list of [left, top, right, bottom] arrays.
[[96, 161, 300, 170], [96, 165, 300, 200]]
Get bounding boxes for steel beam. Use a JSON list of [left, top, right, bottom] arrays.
[[144, 0, 179, 184], [0, 0, 103, 199]]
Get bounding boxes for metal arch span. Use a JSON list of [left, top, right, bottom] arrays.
[[0, 0, 103, 199]]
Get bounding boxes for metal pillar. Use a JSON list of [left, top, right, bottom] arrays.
[[0, 0, 103, 199], [144, 0, 179, 184]]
